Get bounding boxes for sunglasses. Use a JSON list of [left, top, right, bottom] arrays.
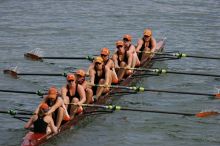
[[95, 62, 102, 65], [101, 54, 107, 57], [144, 35, 150, 38], [117, 45, 123, 49], [68, 80, 75, 83], [123, 38, 129, 42]]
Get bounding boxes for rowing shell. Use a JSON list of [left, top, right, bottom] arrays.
[[21, 38, 166, 146]]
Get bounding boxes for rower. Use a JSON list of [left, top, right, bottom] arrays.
[[136, 28, 157, 64], [100, 48, 118, 84], [89, 56, 112, 100], [75, 69, 94, 104], [87, 48, 118, 84], [123, 34, 140, 68], [25, 103, 58, 134], [34, 87, 70, 129], [61, 74, 86, 116], [112, 40, 133, 81]]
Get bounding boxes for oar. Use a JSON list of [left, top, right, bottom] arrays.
[[92, 84, 220, 98], [139, 51, 220, 60], [24, 52, 94, 61], [122, 67, 220, 78], [0, 110, 33, 122], [0, 109, 33, 116], [3, 69, 69, 78], [75, 104, 219, 118], [0, 89, 44, 96]]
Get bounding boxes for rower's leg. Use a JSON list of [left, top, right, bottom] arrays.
[[56, 107, 64, 129], [63, 96, 70, 109], [140, 48, 150, 65], [131, 53, 140, 68], [96, 79, 105, 98], [70, 97, 83, 115], [135, 53, 140, 67], [111, 69, 118, 84], [117, 62, 126, 81], [86, 88, 93, 104]]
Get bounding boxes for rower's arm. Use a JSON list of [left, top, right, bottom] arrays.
[[34, 96, 47, 114], [104, 68, 111, 85], [77, 85, 86, 104], [112, 54, 119, 68], [61, 86, 67, 100], [89, 69, 96, 85], [150, 37, 157, 52], [135, 38, 143, 52], [86, 62, 95, 75], [105, 59, 113, 70], [46, 98, 62, 115], [24, 115, 36, 129], [126, 51, 133, 68]]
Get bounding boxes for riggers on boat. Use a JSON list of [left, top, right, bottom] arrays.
[[21, 38, 165, 146]]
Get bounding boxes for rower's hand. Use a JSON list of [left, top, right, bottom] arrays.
[[87, 82, 95, 88], [44, 112, 49, 116], [115, 65, 120, 69], [125, 65, 130, 70], [103, 83, 109, 88]]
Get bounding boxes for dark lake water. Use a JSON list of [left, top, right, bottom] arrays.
[[0, 0, 219, 146]]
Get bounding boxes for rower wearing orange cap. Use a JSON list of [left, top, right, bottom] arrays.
[[89, 56, 112, 100], [25, 103, 58, 134], [75, 69, 94, 104], [87, 48, 118, 84], [123, 34, 140, 68], [61, 74, 86, 116], [136, 28, 156, 64], [100, 48, 118, 84], [112, 40, 133, 81], [34, 87, 70, 129]]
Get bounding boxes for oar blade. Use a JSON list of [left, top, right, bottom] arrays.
[[3, 69, 18, 78], [195, 111, 219, 118], [24, 52, 43, 61], [215, 93, 220, 99]]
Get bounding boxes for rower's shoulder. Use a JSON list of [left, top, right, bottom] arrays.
[[151, 36, 156, 42]]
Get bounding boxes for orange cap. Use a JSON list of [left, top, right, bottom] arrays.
[[143, 29, 152, 36], [40, 103, 49, 111], [76, 69, 86, 77], [67, 74, 75, 81], [123, 34, 132, 41], [101, 48, 110, 55], [47, 87, 57, 99], [116, 40, 124, 47], [94, 56, 103, 63]]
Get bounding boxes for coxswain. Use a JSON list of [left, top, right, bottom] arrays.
[[136, 28, 156, 64], [25, 103, 58, 134], [112, 40, 133, 81], [123, 34, 140, 68], [34, 87, 70, 129], [75, 69, 94, 104], [61, 74, 86, 116], [89, 56, 112, 100]]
